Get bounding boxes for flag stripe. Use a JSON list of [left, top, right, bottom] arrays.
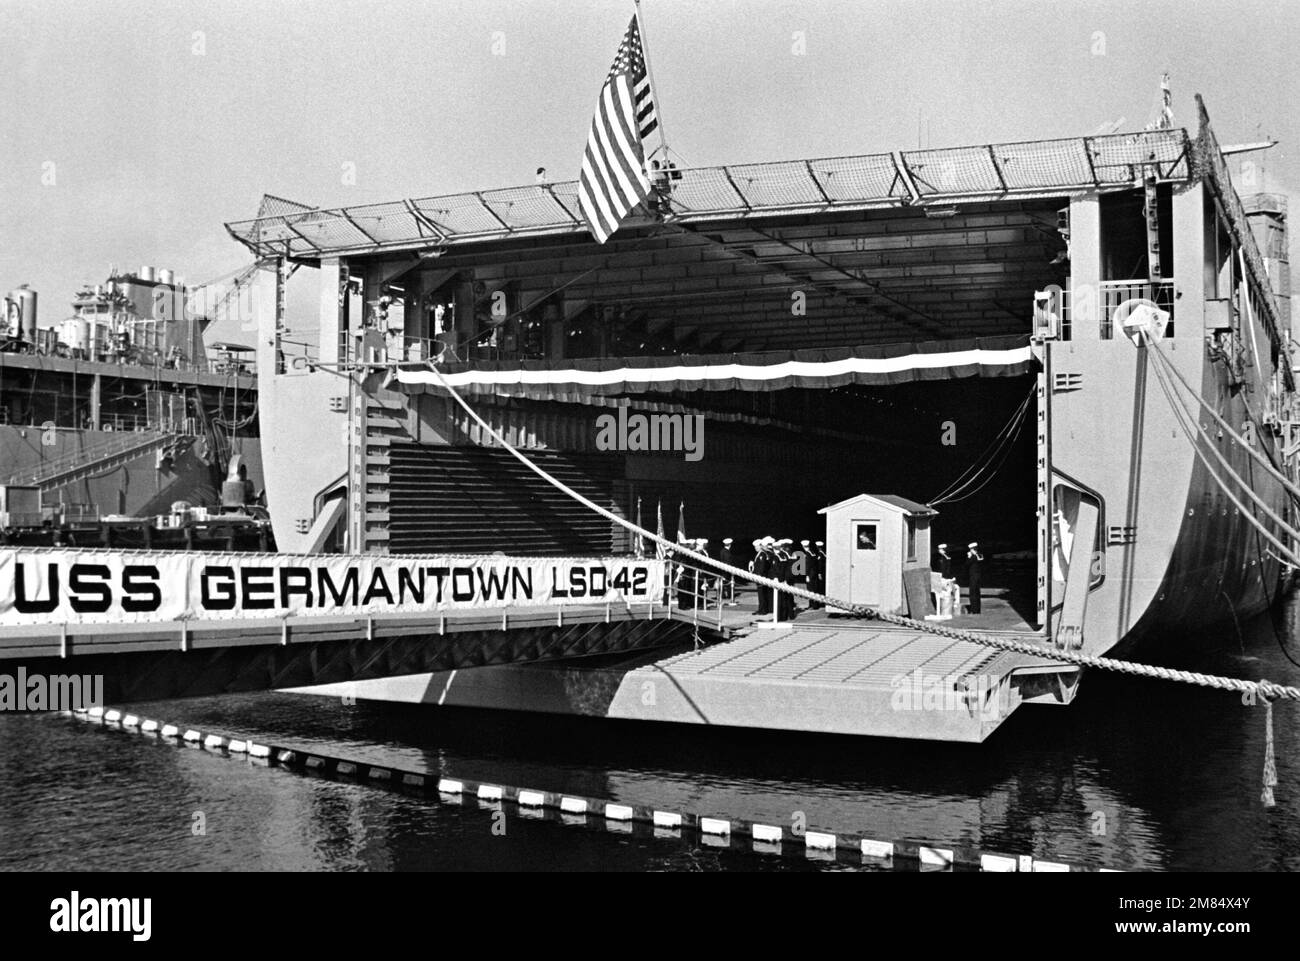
[[596, 81, 642, 208], [582, 125, 623, 229], [581, 105, 629, 239]]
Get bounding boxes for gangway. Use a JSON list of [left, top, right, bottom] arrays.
[[0, 547, 712, 703]]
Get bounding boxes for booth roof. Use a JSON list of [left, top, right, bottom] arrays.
[[818, 493, 938, 516]]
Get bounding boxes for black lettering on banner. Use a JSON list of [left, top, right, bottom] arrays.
[[611, 567, 631, 591], [551, 567, 568, 598], [317, 566, 359, 607], [510, 567, 533, 601], [69, 564, 112, 613], [568, 566, 588, 598], [397, 567, 425, 604], [14, 562, 59, 614], [241, 567, 276, 609], [279, 567, 313, 608], [122, 564, 162, 612], [476, 567, 510, 601], [362, 568, 394, 606], [588, 566, 607, 598], [451, 567, 474, 602], [632, 568, 648, 594], [201, 566, 236, 610], [426, 567, 449, 603]]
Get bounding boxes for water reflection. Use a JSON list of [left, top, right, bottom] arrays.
[[1, 596, 1297, 871]]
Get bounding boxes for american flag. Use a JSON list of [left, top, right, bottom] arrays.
[[578, 15, 658, 244]]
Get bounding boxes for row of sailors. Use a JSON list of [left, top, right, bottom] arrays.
[[670, 536, 825, 617], [749, 536, 825, 618]]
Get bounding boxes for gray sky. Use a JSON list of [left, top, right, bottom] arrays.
[[2, 0, 1296, 343]]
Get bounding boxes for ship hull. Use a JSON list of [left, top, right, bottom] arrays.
[[1112, 355, 1287, 653]]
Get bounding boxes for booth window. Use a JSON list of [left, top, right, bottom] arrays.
[[905, 518, 917, 561], [856, 524, 877, 550]]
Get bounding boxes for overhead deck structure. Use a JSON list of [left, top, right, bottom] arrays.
[[227, 129, 1193, 351]]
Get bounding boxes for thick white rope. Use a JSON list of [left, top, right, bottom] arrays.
[[418, 363, 1300, 704], [1146, 339, 1300, 567], [1147, 332, 1300, 504]]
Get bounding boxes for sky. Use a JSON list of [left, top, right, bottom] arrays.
[[1, 0, 1297, 343]]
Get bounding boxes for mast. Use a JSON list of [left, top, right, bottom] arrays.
[[634, 0, 671, 161]]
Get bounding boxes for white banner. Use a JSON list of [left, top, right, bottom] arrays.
[[0, 550, 666, 628]]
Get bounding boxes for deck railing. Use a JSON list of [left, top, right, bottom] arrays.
[[1049, 280, 1175, 341]]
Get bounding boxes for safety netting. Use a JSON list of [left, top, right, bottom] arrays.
[[226, 130, 1191, 259]]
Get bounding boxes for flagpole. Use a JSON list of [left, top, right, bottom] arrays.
[[634, 0, 671, 161]]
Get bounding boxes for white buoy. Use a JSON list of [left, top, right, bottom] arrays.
[[141, 720, 160, 733], [182, 729, 202, 743], [919, 845, 953, 867], [981, 853, 1017, 872], [248, 743, 270, 758], [122, 715, 140, 728], [559, 796, 588, 814], [805, 831, 836, 851], [476, 784, 503, 801], [752, 824, 782, 843], [437, 778, 464, 794], [104, 709, 122, 724], [653, 811, 681, 828], [1032, 859, 1070, 872], [160, 724, 180, 738], [227, 740, 247, 753], [604, 803, 634, 822], [517, 790, 545, 807], [700, 817, 730, 837], [203, 734, 225, 750], [860, 839, 894, 859]]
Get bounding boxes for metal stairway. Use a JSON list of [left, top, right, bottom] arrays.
[[7, 431, 194, 493]]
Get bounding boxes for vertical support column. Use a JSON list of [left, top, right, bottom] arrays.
[[348, 375, 366, 554], [1068, 195, 1102, 339], [319, 258, 343, 365], [1171, 182, 1206, 342], [90, 374, 101, 431], [1036, 342, 1052, 631], [1144, 176, 1162, 281], [253, 258, 284, 386]]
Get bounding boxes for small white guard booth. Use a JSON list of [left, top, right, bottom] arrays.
[[818, 493, 937, 615]]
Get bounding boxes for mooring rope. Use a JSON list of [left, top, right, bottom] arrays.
[[1146, 332, 1300, 505]]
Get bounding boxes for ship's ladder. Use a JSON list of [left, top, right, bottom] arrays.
[[6, 431, 191, 493]]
